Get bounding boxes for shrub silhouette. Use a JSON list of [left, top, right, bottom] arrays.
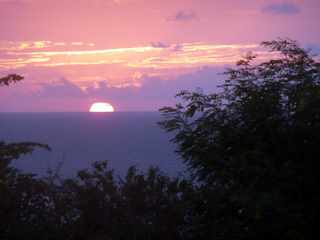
[[160, 39, 320, 239]]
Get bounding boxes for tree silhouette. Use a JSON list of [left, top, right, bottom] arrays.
[[0, 74, 50, 170], [0, 74, 24, 86], [0, 74, 52, 239], [160, 39, 320, 239]]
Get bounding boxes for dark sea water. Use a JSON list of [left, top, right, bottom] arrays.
[[0, 112, 183, 177]]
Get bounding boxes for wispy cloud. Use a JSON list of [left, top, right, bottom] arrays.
[[150, 42, 170, 49], [0, 40, 95, 52], [1, 40, 280, 101], [306, 43, 320, 55], [0, 41, 53, 51], [167, 10, 197, 22], [0, 40, 262, 70], [262, 2, 300, 15]]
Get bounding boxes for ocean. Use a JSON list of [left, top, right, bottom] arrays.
[[0, 112, 184, 177]]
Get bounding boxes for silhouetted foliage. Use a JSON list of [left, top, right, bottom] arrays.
[[69, 161, 195, 240], [0, 160, 195, 240], [160, 39, 320, 239], [0, 74, 24, 86], [0, 75, 53, 239]]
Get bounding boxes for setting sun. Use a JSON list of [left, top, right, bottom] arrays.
[[89, 102, 115, 112]]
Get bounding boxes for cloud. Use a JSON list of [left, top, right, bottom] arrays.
[[0, 67, 223, 112], [150, 42, 183, 52], [305, 43, 320, 55], [262, 2, 300, 15], [151, 42, 170, 49], [167, 10, 197, 22], [0, 41, 262, 70], [92, 66, 221, 110], [38, 78, 85, 99]]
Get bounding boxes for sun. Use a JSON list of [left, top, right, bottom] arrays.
[[89, 102, 115, 112]]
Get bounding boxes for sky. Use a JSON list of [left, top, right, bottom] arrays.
[[0, 0, 319, 112]]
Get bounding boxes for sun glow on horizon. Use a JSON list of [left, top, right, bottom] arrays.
[[89, 102, 115, 112]]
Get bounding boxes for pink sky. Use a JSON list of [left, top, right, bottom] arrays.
[[1, 0, 319, 111]]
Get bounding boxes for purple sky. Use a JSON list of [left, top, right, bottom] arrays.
[[1, 0, 319, 111]]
